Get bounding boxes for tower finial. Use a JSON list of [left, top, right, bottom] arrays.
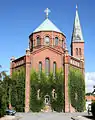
[[76, 4, 78, 10], [44, 8, 51, 19]]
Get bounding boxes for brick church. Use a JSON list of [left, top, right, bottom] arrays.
[[10, 6, 84, 112]]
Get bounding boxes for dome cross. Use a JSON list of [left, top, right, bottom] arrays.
[[44, 8, 51, 18]]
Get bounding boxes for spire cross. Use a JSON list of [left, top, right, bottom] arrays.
[[44, 8, 51, 18]]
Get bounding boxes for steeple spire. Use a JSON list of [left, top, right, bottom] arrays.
[[72, 5, 84, 42], [71, 5, 84, 60]]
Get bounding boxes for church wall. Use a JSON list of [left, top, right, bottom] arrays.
[[10, 56, 26, 75], [69, 56, 84, 73], [29, 31, 66, 50], [30, 48, 63, 72], [71, 42, 84, 59]]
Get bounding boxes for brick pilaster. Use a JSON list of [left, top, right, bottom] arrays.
[[25, 49, 31, 112], [64, 50, 70, 112]]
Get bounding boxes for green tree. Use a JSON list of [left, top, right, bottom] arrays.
[[2, 76, 12, 108], [0, 80, 6, 117], [0, 65, 10, 117], [0, 65, 7, 81], [11, 67, 25, 112]]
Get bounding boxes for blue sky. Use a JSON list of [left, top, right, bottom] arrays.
[[0, 0, 95, 75]]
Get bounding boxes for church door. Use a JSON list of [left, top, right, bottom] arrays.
[[44, 95, 50, 105]]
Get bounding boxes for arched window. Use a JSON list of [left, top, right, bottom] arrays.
[[53, 62, 56, 77], [79, 48, 81, 55], [39, 62, 42, 72], [37, 37, 41, 46], [44, 36, 50, 45], [55, 37, 58, 45], [45, 58, 50, 76], [76, 48, 78, 56]]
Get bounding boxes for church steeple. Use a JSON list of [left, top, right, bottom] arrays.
[[71, 5, 84, 60], [72, 5, 84, 42]]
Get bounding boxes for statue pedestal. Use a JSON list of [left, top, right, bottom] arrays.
[[42, 105, 52, 112]]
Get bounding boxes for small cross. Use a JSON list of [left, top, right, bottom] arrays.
[[76, 4, 78, 10], [44, 8, 51, 18]]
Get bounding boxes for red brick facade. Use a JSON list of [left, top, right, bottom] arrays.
[[10, 15, 84, 113]]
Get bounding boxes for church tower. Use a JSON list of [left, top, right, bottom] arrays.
[[71, 5, 84, 61]]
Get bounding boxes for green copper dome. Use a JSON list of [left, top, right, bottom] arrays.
[[33, 18, 62, 33]]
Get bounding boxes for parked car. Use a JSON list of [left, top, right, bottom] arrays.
[[87, 104, 92, 115], [6, 109, 16, 115]]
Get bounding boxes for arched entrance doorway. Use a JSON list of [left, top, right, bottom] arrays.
[[44, 95, 50, 105], [43, 95, 51, 112]]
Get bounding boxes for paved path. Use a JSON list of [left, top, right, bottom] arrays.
[[0, 115, 15, 120], [15, 112, 92, 120]]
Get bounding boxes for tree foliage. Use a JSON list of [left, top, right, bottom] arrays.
[[0, 66, 10, 117], [0, 80, 6, 117], [0, 66, 25, 117], [68, 67, 85, 112], [11, 67, 25, 112]]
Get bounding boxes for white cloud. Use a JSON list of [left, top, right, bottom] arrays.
[[85, 72, 95, 93]]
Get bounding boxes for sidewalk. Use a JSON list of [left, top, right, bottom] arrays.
[[71, 116, 93, 120], [0, 115, 15, 120]]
